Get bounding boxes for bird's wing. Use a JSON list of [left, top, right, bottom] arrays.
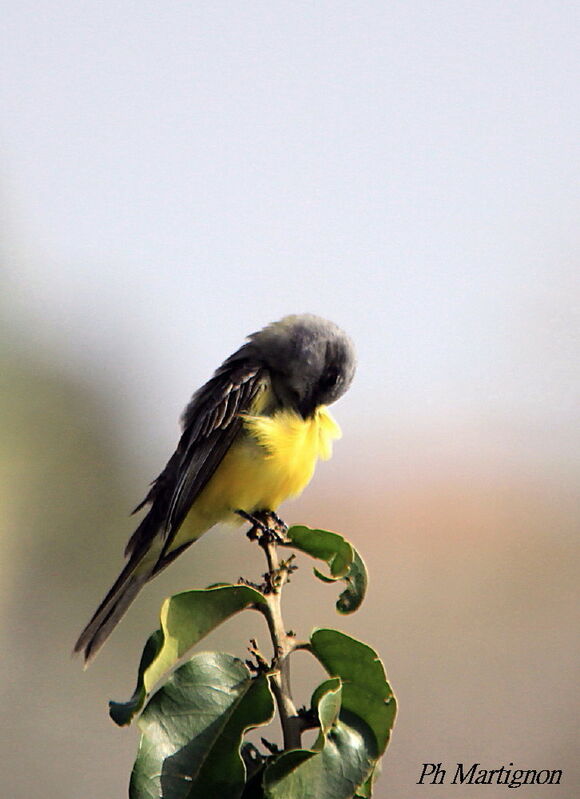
[[125, 359, 267, 564]]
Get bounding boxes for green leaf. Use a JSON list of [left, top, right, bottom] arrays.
[[240, 744, 270, 799], [110, 584, 266, 725], [286, 525, 353, 577], [109, 629, 163, 726], [334, 549, 368, 614], [354, 762, 381, 798], [315, 678, 342, 734], [147, 585, 267, 692], [240, 768, 268, 799], [263, 680, 376, 799], [309, 677, 341, 726], [310, 629, 397, 757], [284, 525, 368, 613], [130, 653, 274, 799], [262, 651, 392, 799]]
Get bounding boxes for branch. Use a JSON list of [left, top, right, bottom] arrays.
[[256, 532, 303, 750]]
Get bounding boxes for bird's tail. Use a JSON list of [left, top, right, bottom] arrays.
[[73, 548, 154, 665]]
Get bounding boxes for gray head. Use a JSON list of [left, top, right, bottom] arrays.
[[248, 314, 356, 418]]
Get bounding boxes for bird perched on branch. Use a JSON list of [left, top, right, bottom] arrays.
[[74, 313, 356, 662]]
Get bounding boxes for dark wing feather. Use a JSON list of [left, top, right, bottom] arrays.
[[125, 357, 266, 566]]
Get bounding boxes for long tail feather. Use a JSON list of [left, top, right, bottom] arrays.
[[73, 552, 152, 664]]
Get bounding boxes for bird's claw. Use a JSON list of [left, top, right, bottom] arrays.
[[236, 509, 289, 543], [236, 509, 270, 539], [265, 510, 288, 533]]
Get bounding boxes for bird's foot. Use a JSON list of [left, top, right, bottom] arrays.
[[236, 509, 289, 544], [264, 510, 288, 535], [255, 509, 289, 544], [236, 509, 270, 541], [252, 509, 287, 531]]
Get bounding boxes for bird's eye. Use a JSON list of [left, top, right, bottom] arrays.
[[321, 368, 339, 389]]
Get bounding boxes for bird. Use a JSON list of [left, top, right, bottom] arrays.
[[74, 313, 356, 663]]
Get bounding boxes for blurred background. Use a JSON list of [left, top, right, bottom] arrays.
[[1, 2, 578, 797]]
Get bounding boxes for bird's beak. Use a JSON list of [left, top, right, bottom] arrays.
[[297, 394, 318, 419]]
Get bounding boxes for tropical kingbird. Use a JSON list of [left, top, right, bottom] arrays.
[[74, 313, 356, 662]]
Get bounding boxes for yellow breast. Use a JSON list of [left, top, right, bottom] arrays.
[[203, 405, 340, 516], [170, 405, 341, 550], [242, 404, 341, 502]]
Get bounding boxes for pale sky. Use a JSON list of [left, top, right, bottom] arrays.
[[2, 1, 578, 475]]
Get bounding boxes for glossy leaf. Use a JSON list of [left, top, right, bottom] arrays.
[[263, 679, 376, 799], [240, 744, 269, 799], [130, 653, 274, 799], [110, 584, 266, 725], [334, 549, 368, 614], [110, 629, 163, 726], [284, 525, 368, 613], [310, 629, 397, 756], [286, 525, 353, 577], [313, 677, 342, 733], [355, 763, 381, 798]]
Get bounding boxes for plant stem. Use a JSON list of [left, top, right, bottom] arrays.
[[259, 536, 302, 750]]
